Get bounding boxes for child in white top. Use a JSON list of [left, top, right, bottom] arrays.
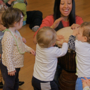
[[1, 7, 35, 90], [68, 22, 90, 90], [32, 27, 68, 90]]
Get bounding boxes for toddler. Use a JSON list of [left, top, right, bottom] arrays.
[[1, 7, 35, 90], [32, 27, 68, 90], [68, 22, 90, 90]]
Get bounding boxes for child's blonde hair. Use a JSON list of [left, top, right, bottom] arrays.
[[81, 22, 90, 43], [36, 27, 56, 48]]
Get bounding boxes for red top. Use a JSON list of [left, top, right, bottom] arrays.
[[34, 15, 83, 37]]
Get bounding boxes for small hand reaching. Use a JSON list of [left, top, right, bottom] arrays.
[[8, 70, 16, 76], [81, 77, 90, 88], [30, 49, 36, 56], [71, 24, 80, 30], [56, 35, 64, 41], [72, 28, 79, 36]]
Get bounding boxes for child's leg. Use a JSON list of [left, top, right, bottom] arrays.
[[32, 76, 59, 90], [1, 62, 20, 90], [75, 77, 84, 90], [13, 68, 20, 90]]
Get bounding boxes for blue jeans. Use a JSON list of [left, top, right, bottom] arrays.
[[75, 77, 90, 90]]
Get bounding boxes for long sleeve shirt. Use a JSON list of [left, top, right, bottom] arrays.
[[2, 30, 32, 72], [68, 35, 90, 77], [33, 43, 68, 81]]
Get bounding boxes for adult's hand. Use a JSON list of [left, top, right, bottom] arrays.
[[50, 17, 63, 29]]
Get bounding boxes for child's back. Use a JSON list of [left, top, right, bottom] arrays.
[[32, 27, 68, 90]]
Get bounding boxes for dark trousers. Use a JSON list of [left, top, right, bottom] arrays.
[[26, 11, 42, 29], [32, 76, 59, 90], [0, 61, 20, 90]]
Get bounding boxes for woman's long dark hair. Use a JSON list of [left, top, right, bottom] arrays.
[[53, 0, 76, 31]]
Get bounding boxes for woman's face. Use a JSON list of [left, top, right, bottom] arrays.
[[60, 0, 72, 17]]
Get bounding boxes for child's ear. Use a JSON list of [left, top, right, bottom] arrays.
[[83, 36, 87, 42], [13, 22, 17, 27]]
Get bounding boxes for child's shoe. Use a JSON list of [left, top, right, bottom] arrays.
[[19, 81, 24, 86]]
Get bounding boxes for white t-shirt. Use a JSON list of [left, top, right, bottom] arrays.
[[75, 40, 90, 77], [33, 43, 68, 81]]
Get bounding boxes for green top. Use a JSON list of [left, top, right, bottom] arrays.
[[13, 3, 27, 21], [3, 0, 27, 21]]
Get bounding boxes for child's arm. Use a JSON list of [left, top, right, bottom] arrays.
[[22, 37, 35, 55], [2, 32, 15, 74], [68, 28, 79, 50], [24, 44, 36, 56], [55, 42, 68, 58], [68, 35, 76, 50]]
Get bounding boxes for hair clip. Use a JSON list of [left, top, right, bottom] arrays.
[[21, 14, 23, 18]]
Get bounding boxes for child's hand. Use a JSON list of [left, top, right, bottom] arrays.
[[0, 24, 6, 31], [30, 49, 36, 56], [22, 37, 26, 43], [81, 77, 90, 88], [71, 24, 80, 30], [72, 28, 79, 36], [8, 70, 16, 76], [56, 35, 64, 41]]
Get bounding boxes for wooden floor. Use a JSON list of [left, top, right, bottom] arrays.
[[1, 0, 90, 90]]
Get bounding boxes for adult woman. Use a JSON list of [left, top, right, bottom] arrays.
[[33, 0, 83, 90]]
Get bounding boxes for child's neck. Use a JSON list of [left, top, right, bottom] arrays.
[[8, 27, 16, 32]]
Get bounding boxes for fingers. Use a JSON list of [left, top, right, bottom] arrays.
[[51, 17, 64, 29], [56, 35, 64, 41], [8, 72, 15, 76], [30, 49, 36, 55], [71, 24, 80, 30], [56, 17, 64, 22]]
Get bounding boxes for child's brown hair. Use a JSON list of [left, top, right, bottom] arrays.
[[36, 27, 56, 48], [81, 22, 90, 43], [2, 7, 24, 28]]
